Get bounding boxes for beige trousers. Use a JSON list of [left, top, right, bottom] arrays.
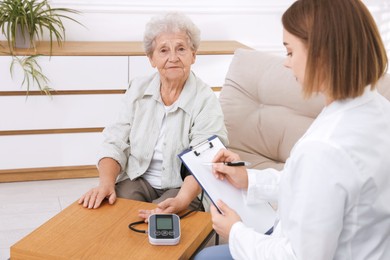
[[115, 177, 203, 211]]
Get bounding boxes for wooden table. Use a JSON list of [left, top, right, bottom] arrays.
[[10, 198, 214, 259]]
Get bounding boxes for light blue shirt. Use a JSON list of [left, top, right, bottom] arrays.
[[98, 72, 228, 189]]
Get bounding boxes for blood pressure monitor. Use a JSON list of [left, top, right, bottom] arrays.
[[148, 214, 181, 245]]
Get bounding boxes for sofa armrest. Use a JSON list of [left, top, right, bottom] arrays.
[[220, 49, 324, 170]]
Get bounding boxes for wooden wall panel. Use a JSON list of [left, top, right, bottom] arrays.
[[0, 165, 98, 183]]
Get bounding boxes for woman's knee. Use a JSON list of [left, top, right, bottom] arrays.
[[115, 178, 156, 201]]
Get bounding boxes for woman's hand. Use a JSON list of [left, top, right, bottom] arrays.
[[78, 184, 117, 209], [138, 197, 187, 222], [212, 149, 249, 189], [79, 158, 120, 209], [138, 208, 163, 222], [139, 175, 201, 222], [210, 200, 241, 240]]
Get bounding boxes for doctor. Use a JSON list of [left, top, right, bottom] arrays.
[[196, 0, 390, 259]]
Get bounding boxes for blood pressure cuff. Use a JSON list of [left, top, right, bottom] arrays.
[[180, 163, 191, 181]]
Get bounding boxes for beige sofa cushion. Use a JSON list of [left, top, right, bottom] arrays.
[[220, 48, 390, 170]]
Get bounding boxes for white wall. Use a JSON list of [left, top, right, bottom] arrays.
[[50, 0, 389, 55], [46, 0, 295, 54], [1, 0, 389, 172], [1, 0, 388, 53]]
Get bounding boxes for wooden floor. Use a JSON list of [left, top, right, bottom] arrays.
[[0, 177, 98, 260]]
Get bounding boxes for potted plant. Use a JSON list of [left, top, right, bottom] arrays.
[[0, 0, 83, 95], [0, 0, 82, 53]]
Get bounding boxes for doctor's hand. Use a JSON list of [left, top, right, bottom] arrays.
[[212, 149, 249, 189], [210, 200, 241, 241]]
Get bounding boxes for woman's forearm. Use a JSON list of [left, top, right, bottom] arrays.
[[97, 157, 121, 186], [176, 175, 202, 204]]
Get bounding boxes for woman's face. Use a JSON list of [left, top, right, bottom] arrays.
[[149, 32, 196, 83], [283, 28, 308, 86]]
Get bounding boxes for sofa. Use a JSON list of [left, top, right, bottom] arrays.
[[219, 48, 390, 171]]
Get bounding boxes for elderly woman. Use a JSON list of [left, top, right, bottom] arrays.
[[79, 12, 228, 216]]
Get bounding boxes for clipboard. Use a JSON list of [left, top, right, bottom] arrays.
[[178, 135, 276, 233]]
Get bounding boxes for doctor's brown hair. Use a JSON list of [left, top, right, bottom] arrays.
[[282, 0, 388, 100]]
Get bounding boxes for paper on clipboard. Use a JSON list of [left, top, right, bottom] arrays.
[[178, 135, 276, 233]]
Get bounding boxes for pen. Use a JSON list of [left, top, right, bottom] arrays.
[[203, 161, 251, 167]]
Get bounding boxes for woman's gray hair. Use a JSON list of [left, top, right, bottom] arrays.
[[143, 12, 201, 57]]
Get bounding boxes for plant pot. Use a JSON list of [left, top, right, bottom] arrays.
[[15, 25, 33, 49]]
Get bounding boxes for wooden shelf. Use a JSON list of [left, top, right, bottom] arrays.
[[0, 40, 252, 56], [0, 87, 221, 97]]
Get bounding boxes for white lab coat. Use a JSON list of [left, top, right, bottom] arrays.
[[229, 88, 390, 260]]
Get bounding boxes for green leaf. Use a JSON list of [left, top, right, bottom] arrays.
[[0, 0, 84, 53], [10, 55, 51, 97], [1, 0, 84, 96]]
